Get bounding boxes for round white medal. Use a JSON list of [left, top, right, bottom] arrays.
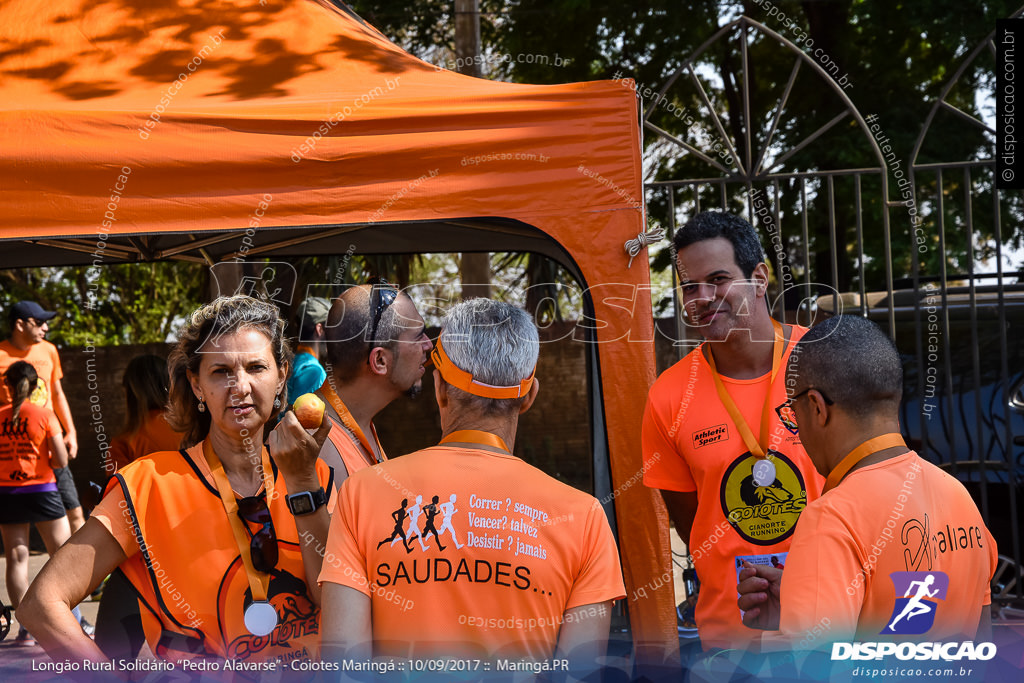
[[752, 459, 777, 487], [244, 601, 278, 636]]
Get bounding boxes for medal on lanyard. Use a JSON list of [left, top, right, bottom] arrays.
[[319, 381, 384, 464], [823, 433, 907, 494], [203, 440, 279, 636], [706, 320, 786, 487], [439, 430, 511, 452]]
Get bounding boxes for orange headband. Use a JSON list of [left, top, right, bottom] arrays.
[[431, 337, 536, 399]]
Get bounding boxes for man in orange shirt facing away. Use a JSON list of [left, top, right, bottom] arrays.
[[320, 298, 625, 675], [0, 301, 83, 533], [316, 282, 433, 487], [642, 211, 824, 650], [738, 315, 997, 645]]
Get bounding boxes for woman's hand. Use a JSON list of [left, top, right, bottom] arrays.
[[267, 410, 331, 489]]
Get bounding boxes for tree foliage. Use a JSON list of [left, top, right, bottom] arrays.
[[0, 263, 207, 347]]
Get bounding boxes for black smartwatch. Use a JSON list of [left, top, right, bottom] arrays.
[[286, 487, 328, 516]]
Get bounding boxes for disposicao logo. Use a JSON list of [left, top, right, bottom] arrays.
[[882, 571, 948, 635]]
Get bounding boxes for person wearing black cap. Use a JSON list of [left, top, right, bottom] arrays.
[[1, 302, 81, 531], [1, 300, 91, 635]]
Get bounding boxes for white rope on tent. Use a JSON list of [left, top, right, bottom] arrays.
[[624, 227, 665, 268]]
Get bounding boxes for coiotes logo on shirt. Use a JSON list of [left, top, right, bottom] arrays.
[[720, 450, 807, 546], [881, 571, 949, 635]]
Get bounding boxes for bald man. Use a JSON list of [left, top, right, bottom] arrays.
[[315, 282, 433, 487], [737, 315, 997, 647]]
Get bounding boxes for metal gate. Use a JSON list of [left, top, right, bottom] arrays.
[[643, 14, 1023, 612]]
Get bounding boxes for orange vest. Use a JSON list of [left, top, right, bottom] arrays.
[[108, 443, 333, 665], [325, 419, 387, 477]]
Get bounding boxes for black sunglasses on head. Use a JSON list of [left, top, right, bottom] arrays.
[[237, 496, 278, 574], [367, 277, 399, 352]]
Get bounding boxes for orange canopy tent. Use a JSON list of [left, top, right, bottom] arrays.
[[0, 0, 675, 660]]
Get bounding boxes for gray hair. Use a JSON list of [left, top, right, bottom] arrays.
[[440, 298, 539, 415], [167, 295, 292, 448], [790, 315, 903, 419]]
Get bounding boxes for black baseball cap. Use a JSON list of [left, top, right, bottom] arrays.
[[11, 301, 57, 323]]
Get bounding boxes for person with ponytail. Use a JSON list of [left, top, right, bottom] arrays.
[[0, 361, 71, 646]]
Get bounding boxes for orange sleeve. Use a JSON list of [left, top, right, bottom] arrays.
[[49, 344, 63, 383], [90, 482, 142, 558], [45, 408, 61, 439], [641, 390, 696, 492], [777, 501, 862, 641], [318, 476, 370, 595], [565, 499, 627, 609]]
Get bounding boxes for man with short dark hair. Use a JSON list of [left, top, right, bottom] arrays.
[[316, 283, 432, 487], [319, 298, 625, 673], [737, 315, 997, 644], [641, 211, 824, 650]]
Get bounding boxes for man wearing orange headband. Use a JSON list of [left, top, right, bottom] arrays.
[[316, 282, 433, 487], [737, 316, 997, 647], [319, 298, 625, 675]]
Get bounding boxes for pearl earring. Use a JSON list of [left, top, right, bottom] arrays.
[[197, 397, 206, 413]]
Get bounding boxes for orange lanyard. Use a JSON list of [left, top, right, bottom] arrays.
[[706, 320, 785, 459], [440, 429, 510, 453], [823, 432, 906, 493], [202, 439, 274, 601], [319, 380, 384, 464]]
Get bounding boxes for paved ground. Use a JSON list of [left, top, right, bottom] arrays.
[[0, 551, 100, 681]]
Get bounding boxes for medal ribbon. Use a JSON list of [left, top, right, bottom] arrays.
[[202, 439, 274, 602], [706, 320, 786, 459], [318, 380, 384, 465], [439, 429, 511, 453], [823, 432, 907, 493]]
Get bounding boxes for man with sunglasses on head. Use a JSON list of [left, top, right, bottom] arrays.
[[641, 211, 824, 652], [316, 281, 433, 487], [319, 298, 625, 676], [737, 315, 997, 647], [1, 302, 85, 536]]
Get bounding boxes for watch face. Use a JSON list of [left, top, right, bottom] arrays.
[[290, 492, 315, 514]]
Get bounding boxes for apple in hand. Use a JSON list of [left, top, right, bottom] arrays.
[[292, 393, 326, 429]]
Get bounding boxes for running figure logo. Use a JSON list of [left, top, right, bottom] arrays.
[[381, 494, 464, 552], [881, 571, 949, 635]]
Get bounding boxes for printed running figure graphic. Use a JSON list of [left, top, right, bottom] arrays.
[[377, 499, 414, 553], [437, 493, 464, 549], [404, 495, 429, 551], [888, 574, 939, 631], [420, 495, 445, 551]]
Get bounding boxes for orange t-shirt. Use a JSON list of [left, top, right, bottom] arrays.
[[0, 340, 62, 409], [641, 326, 824, 650], [319, 446, 626, 660], [0, 402, 61, 490], [107, 410, 185, 471], [773, 452, 998, 643]]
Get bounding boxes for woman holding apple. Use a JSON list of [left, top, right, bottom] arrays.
[[20, 295, 335, 666]]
